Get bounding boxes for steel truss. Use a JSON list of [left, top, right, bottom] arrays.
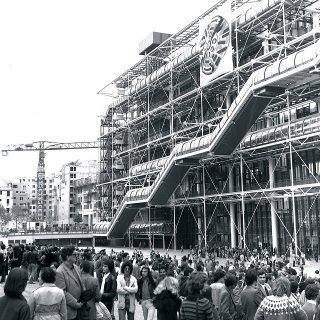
[[99, 0, 320, 254]]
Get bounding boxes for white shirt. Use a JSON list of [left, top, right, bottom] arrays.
[[100, 272, 110, 295]]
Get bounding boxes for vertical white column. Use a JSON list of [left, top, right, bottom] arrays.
[[269, 157, 279, 253], [197, 207, 202, 248], [203, 165, 207, 248], [197, 168, 202, 248], [229, 165, 237, 248]]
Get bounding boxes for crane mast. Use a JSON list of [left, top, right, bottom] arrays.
[[36, 143, 45, 221]]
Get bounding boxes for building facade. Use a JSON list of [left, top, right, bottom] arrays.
[[9, 176, 57, 222], [74, 175, 100, 227], [56, 160, 98, 225], [0, 186, 12, 213], [99, 0, 320, 254]]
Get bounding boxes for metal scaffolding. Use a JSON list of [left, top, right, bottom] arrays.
[[99, 0, 320, 255]]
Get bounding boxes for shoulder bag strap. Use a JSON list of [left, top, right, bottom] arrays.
[[229, 289, 237, 307]]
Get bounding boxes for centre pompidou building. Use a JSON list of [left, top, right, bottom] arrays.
[[99, 0, 320, 255]]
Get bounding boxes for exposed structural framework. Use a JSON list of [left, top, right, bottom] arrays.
[[99, 0, 320, 255], [2, 141, 99, 221]]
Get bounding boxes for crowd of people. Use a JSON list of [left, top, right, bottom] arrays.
[[0, 242, 320, 320]]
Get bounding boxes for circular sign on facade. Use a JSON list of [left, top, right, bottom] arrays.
[[199, 15, 231, 75]]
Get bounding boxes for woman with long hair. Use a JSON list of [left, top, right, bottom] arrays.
[[116, 261, 138, 320], [0, 267, 30, 320], [153, 276, 182, 320], [254, 277, 307, 320]]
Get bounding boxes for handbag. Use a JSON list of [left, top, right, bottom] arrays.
[[96, 301, 112, 320]]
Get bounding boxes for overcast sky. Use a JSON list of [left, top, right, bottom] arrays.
[[0, 0, 213, 180]]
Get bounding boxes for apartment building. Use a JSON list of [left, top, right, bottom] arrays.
[[0, 186, 12, 213], [74, 175, 99, 227], [56, 160, 98, 225]]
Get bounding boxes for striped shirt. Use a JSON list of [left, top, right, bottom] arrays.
[[180, 296, 214, 320]]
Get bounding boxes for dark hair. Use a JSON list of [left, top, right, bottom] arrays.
[[184, 267, 193, 277], [305, 284, 319, 300], [245, 269, 258, 286], [187, 272, 206, 295], [159, 265, 167, 272], [141, 266, 151, 276], [213, 269, 226, 283], [102, 258, 114, 273], [287, 267, 297, 276], [290, 280, 299, 294], [60, 245, 75, 261], [299, 281, 307, 294], [121, 261, 133, 274], [196, 263, 203, 272], [41, 267, 56, 283], [257, 269, 266, 277], [167, 268, 175, 277], [81, 260, 91, 274], [13, 245, 21, 258], [122, 252, 129, 260], [83, 251, 92, 261], [4, 268, 28, 297], [225, 273, 238, 288], [140, 266, 156, 287]]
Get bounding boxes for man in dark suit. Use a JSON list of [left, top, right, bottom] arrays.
[[302, 284, 319, 320], [256, 269, 271, 305], [99, 258, 117, 315], [55, 245, 83, 320], [240, 269, 260, 320]]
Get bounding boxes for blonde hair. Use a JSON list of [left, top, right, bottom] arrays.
[[154, 276, 179, 295]]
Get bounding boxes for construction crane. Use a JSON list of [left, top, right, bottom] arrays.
[[1, 141, 100, 221]]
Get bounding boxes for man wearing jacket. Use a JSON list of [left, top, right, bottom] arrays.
[[220, 273, 238, 320], [99, 258, 117, 315], [302, 284, 318, 320], [256, 269, 271, 306], [55, 245, 83, 320], [137, 266, 156, 320], [240, 269, 260, 320]]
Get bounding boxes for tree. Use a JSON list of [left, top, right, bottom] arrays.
[[0, 204, 11, 229], [73, 213, 83, 224], [11, 205, 28, 229]]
